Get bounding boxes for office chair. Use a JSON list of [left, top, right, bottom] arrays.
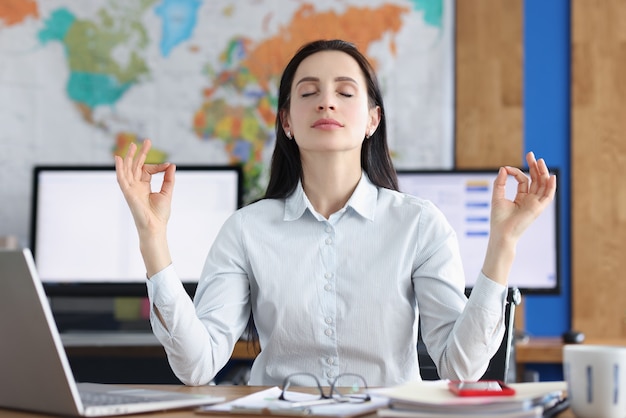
[[418, 287, 522, 383]]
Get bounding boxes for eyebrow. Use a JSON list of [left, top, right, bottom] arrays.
[[295, 76, 359, 86]]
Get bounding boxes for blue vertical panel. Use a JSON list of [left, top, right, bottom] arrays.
[[522, 0, 571, 381]]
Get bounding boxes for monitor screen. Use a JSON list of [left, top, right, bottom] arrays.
[[396, 169, 560, 294], [30, 165, 242, 297]]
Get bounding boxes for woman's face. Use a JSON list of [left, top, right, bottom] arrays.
[[282, 50, 380, 156]]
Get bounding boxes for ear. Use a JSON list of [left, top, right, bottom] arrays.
[[280, 109, 291, 134], [367, 105, 381, 137]]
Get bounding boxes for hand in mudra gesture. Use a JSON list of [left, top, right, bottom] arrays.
[[490, 151, 556, 243], [114, 139, 176, 238], [482, 151, 557, 284]]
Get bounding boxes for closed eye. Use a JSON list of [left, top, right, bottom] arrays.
[[301, 91, 352, 98]]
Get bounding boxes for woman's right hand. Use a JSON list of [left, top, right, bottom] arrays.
[[115, 139, 176, 276]]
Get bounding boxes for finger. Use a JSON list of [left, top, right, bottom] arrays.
[[120, 142, 139, 184], [491, 167, 509, 202], [528, 154, 551, 196], [525, 152, 539, 191], [116, 151, 137, 189], [537, 173, 557, 203], [537, 156, 550, 176], [531, 158, 547, 195], [525, 151, 537, 170], [143, 163, 172, 175], [132, 139, 152, 178], [123, 142, 136, 170], [503, 165, 530, 196], [545, 174, 557, 201], [114, 155, 127, 188], [159, 163, 177, 196]]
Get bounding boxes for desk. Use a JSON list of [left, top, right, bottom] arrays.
[[0, 384, 577, 418], [516, 336, 626, 364]]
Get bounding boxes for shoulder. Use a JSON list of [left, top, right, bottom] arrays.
[[375, 187, 453, 233], [214, 198, 284, 244], [378, 187, 442, 216]]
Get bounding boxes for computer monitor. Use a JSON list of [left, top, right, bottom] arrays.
[[396, 169, 560, 294], [30, 165, 243, 297]]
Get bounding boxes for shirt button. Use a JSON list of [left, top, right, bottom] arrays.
[[327, 357, 334, 365], [324, 272, 333, 279], [325, 328, 333, 336], [324, 284, 332, 291], [325, 238, 332, 245], [325, 317, 333, 324], [327, 371, 335, 379], [325, 226, 332, 233]]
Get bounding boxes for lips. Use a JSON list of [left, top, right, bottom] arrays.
[[311, 118, 343, 129]]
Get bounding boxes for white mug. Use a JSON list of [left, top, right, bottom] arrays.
[[563, 345, 626, 418]]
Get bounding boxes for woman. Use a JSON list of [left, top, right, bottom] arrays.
[[115, 39, 556, 387]]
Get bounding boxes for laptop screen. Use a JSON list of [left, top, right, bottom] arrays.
[[396, 168, 560, 294], [30, 166, 242, 296]]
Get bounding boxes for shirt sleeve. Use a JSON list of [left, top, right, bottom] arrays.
[[413, 201, 507, 381], [145, 211, 251, 386]]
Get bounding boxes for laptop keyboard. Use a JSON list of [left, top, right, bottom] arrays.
[[80, 390, 161, 406]]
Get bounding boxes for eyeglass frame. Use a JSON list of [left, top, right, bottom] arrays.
[[278, 372, 372, 405]]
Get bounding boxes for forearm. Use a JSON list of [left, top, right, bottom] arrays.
[[146, 264, 251, 386], [422, 274, 507, 381], [146, 267, 224, 386], [139, 230, 172, 278], [481, 234, 516, 286]]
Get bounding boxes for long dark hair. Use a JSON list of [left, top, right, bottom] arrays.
[[264, 39, 399, 198]]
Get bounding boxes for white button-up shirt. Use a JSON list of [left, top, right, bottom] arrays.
[[146, 173, 507, 386]]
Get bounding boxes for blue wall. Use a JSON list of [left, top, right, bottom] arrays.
[[522, 0, 570, 380]]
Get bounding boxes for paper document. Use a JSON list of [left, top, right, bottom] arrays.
[[373, 380, 566, 417], [198, 386, 389, 417], [377, 406, 544, 418]]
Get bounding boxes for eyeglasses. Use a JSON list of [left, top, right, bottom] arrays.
[[279, 372, 371, 407]]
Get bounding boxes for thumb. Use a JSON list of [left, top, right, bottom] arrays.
[[491, 167, 508, 203], [159, 163, 176, 196]]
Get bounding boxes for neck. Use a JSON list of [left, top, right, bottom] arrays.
[[301, 154, 362, 218]]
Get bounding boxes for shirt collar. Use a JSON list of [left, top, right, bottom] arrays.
[[284, 172, 378, 221]]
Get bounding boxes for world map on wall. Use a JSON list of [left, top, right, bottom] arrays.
[[0, 0, 454, 245]]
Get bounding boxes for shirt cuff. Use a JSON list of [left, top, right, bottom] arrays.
[[145, 263, 185, 304], [468, 271, 508, 313]]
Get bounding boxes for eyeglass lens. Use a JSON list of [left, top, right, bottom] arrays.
[[281, 373, 325, 401], [280, 373, 369, 403], [331, 374, 369, 402]]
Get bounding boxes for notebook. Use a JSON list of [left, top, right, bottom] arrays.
[[0, 248, 225, 416]]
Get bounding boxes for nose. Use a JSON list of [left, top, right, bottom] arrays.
[[317, 90, 336, 111]]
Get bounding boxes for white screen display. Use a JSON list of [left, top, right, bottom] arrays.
[[32, 167, 241, 288], [397, 170, 559, 293]]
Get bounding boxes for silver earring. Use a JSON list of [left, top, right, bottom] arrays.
[[286, 131, 292, 140]]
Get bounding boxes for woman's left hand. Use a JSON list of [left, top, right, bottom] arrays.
[[491, 152, 557, 241], [482, 152, 557, 284]]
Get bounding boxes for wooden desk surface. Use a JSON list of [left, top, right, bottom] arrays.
[[0, 385, 259, 418], [516, 336, 626, 364], [0, 384, 576, 418]]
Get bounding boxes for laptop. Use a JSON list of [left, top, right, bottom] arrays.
[[0, 248, 225, 416]]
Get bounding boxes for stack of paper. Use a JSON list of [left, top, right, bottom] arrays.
[[199, 386, 390, 417], [375, 380, 567, 418]]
